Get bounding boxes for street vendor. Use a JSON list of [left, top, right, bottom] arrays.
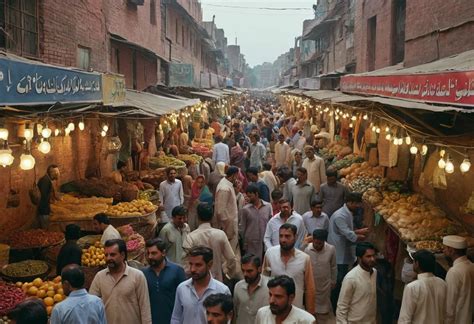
[[93, 213, 121, 245], [37, 164, 61, 228], [110, 160, 128, 184]]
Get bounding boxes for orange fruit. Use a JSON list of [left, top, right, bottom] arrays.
[[57, 288, 64, 295], [46, 290, 55, 297], [53, 276, 62, 283], [15, 281, 22, 288], [37, 289, 47, 298], [46, 306, 53, 315], [33, 278, 43, 287], [44, 297, 54, 306], [53, 294, 63, 303], [27, 286, 38, 296]]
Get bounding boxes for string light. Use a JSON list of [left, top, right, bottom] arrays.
[[385, 133, 391, 140], [405, 136, 412, 145], [79, 121, 85, 131], [410, 145, 418, 155], [65, 127, 71, 136], [363, 114, 368, 120], [421, 145, 428, 155], [460, 158, 471, 173], [20, 153, 35, 170], [351, 116, 357, 121], [0, 141, 14, 167], [102, 124, 109, 132], [24, 128, 34, 141], [41, 125, 52, 139], [55, 129, 60, 137], [376, 127, 381, 134], [438, 156, 446, 169], [67, 122, 75, 131], [100, 130, 107, 137], [445, 158, 454, 174], [0, 128, 8, 141], [349, 123, 353, 128], [38, 139, 51, 154]]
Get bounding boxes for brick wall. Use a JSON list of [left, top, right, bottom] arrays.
[[0, 119, 114, 237], [40, 0, 108, 72]]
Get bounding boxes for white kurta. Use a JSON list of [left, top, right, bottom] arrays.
[[398, 272, 447, 324], [445, 256, 474, 324], [302, 156, 326, 192], [336, 265, 377, 324], [256, 305, 316, 324], [274, 141, 291, 167]]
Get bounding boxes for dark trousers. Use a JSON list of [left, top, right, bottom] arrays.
[[331, 264, 349, 313]]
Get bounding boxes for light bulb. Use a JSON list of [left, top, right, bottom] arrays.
[[385, 126, 390, 132], [376, 127, 381, 134], [371, 126, 376, 132], [103, 124, 109, 132], [363, 114, 368, 120], [445, 160, 454, 174], [68, 122, 75, 131], [36, 123, 43, 135], [0, 148, 14, 167], [41, 127, 52, 139], [0, 128, 8, 141], [335, 115, 340, 120], [100, 130, 107, 137], [438, 157, 446, 169], [38, 140, 51, 154], [65, 128, 71, 136], [440, 149, 446, 157], [385, 134, 391, 140], [24, 128, 34, 141], [421, 145, 428, 155], [20, 154, 35, 170], [351, 116, 356, 121], [349, 123, 353, 128], [329, 112, 333, 116], [55, 129, 60, 136], [79, 121, 85, 131], [397, 138, 403, 145], [460, 159, 471, 173], [410, 145, 418, 154], [405, 136, 412, 145]]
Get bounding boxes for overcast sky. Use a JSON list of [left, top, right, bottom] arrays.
[[201, 0, 316, 67]]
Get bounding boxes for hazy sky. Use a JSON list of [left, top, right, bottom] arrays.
[[201, 1, 316, 67]]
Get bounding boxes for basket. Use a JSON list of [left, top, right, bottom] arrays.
[[0, 244, 9, 268], [1, 260, 50, 283]]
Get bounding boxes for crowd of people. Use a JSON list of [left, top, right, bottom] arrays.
[[11, 97, 473, 324]]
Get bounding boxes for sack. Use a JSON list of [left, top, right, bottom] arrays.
[[29, 185, 41, 205]]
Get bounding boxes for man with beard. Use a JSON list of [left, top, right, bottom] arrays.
[[233, 254, 269, 324], [142, 238, 186, 324], [37, 164, 61, 228], [171, 246, 231, 324], [158, 206, 190, 265], [336, 242, 377, 324], [442, 235, 474, 324], [302, 145, 326, 193], [256, 275, 315, 324], [291, 167, 315, 215], [204, 294, 234, 324], [263, 223, 315, 315], [90, 239, 151, 324]]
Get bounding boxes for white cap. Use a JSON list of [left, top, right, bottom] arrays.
[[443, 235, 467, 249]]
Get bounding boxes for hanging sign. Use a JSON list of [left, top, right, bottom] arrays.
[[0, 56, 102, 105], [102, 73, 126, 105]]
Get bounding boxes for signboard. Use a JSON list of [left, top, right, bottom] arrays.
[[102, 73, 126, 105], [341, 71, 474, 106], [0, 57, 102, 105], [169, 63, 194, 87]]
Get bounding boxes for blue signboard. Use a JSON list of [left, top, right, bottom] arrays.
[[0, 56, 102, 105]]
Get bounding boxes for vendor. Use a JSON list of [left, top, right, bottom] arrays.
[[56, 224, 82, 275], [93, 213, 121, 245], [37, 164, 61, 228], [110, 160, 127, 184]]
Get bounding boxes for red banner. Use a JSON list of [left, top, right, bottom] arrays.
[[340, 71, 474, 107]]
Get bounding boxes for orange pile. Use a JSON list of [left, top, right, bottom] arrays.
[[16, 276, 66, 315]]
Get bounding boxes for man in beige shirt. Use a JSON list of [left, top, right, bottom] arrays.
[[90, 239, 151, 324], [183, 203, 237, 282], [302, 145, 326, 193]]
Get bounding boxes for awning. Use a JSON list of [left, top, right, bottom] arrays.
[[204, 89, 230, 97], [303, 16, 340, 40], [112, 90, 199, 116], [190, 91, 220, 99], [222, 89, 242, 95]]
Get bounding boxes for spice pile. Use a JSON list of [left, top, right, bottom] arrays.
[[0, 282, 25, 316], [9, 230, 64, 249]]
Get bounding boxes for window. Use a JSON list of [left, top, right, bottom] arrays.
[[392, 0, 406, 64], [175, 18, 179, 43], [160, 0, 166, 39], [76, 46, 91, 70], [150, 0, 156, 25], [0, 0, 38, 57], [367, 15, 377, 71]]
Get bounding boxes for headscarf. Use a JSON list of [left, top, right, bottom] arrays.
[[190, 175, 213, 204]]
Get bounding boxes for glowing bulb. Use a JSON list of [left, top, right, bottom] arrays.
[[385, 134, 391, 140], [371, 126, 376, 132], [363, 114, 368, 120], [460, 159, 471, 173], [100, 130, 107, 137], [36, 124, 43, 135], [410, 145, 418, 154], [67, 122, 75, 131], [41, 127, 52, 139], [102, 124, 109, 132], [0, 128, 8, 141], [329, 112, 333, 116], [438, 158, 446, 169], [349, 123, 353, 128], [65, 128, 71, 136], [55, 129, 60, 136], [445, 160, 454, 174], [385, 126, 390, 132], [421, 145, 428, 155], [376, 127, 381, 134], [440, 149, 446, 157], [38, 140, 51, 154], [351, 116, 356, 121], [405, 136, 412, 145], [0, 148, 14, 167], [20, 154, 35, 170], [335, 115, 340, 120], [24, 128, 34, 141], [79, 121, 85, 131]]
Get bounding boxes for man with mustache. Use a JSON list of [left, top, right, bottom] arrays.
[[233, 254, 269, 324], [171, 246, 230, 324], [255, 275, 315, 324], [90, 239, 151, 324], [142, 238, 186, 324]]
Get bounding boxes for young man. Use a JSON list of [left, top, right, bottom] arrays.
[[270, 189, 283, 216], [183, 203, 237, 282], [398, 249, 447, 324], [159, 166, 184, 224], [304, 230, 336, 324], [336, 242, 377, 324], [142, 238, 186, 324], [291, 167, 315, 215], [234, 254, 270, 324], [8, 299, 48, 324], [260, 162, 278, 198], [302, 145, 326, 193], [37, 164, 60, 228], [240, 185, 273, 259], [442, 235, 474, 324], [92, 213, 121, 245], [90, 239, 151, 324], [51, 265, 106, 324], [264, 199, 306, 250], [319, 169, 349, 217], [171, 246, 231, 324], [56, 224, 82, 276], [263, 223, 315, 314], [276, 167, 296, 202], [255, 275, 315, 324], [212, 135, 230, 165], [302, 200, 329, 234], [158, 205, 190, 265], [204, 293, 234, 324], [246, 167, 270, 203], [248, 133, 266, 171], [274, 134, 291, 168]]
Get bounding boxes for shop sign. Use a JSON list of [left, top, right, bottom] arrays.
[[0, 57, 102, 105], [169, 63, 194, 87], [102, 73, 126, 105], [341, 71, 474, 106]]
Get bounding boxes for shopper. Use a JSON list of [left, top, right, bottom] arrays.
[[212, 135, 230, 165], [203, 293, 234, 324], [274, 133, 291, 168], [302, 145, 326, 193], [56, 224, 82, 276], [319, 169, 349, 217], [208, 162, 226, 195], [159, 166, 184, 226], [187, 175, 213, 231], [246, 166, 270, 202], [92, 213, 121, 245], [336, 242, 377, 324], [158, 205, 190, 265], [260, 162, 278, 199], [276, 166, 297, 202], [291, 167, 315, 215], [302, 200, 329, 234], [248, 133, 266, 171], [37, 164, 60, 228], [442, 235, 474, 324], [398, 249, 447, 324], [8, 299, 48, 324]]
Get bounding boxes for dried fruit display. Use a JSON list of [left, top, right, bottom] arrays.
[[0, 282, 26, 316], [9, 230, 64, 249], [1, 260, 48, 278], [106, 199, 157, 218]]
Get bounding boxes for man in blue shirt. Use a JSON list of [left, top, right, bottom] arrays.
[[246, 167, 270, 202], [50, 264, 106, 324], [142, 238, 186, 324]]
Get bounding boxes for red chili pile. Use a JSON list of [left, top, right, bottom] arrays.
[[9, 229, 64, 249], [0, 282, 26, 316]]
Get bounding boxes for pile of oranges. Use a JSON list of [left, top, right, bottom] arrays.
[[16, 276, 65, 315], [82, 241, 106, 267]]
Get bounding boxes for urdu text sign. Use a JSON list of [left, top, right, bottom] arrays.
[[0, 57, 102, 105]]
